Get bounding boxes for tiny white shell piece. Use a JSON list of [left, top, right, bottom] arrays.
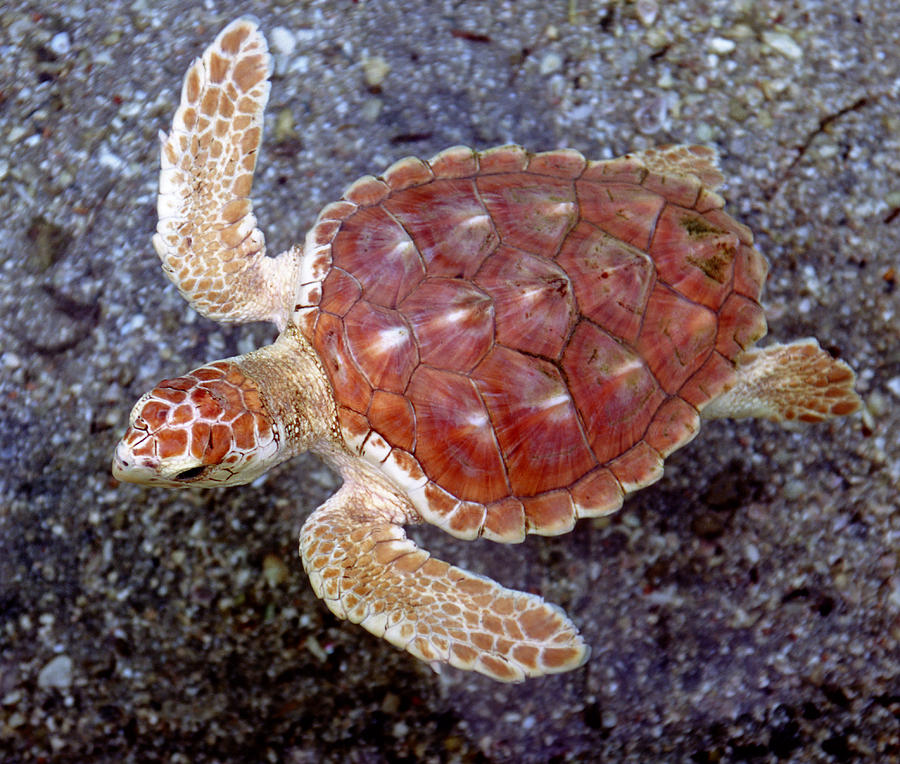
[[340, 424, 369, 456], [361, 432, 392, 464], [380, 449, 428, 492], [405, 481, 443, 524]]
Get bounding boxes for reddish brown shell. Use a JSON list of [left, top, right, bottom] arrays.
[[297, 145, 768, 542]]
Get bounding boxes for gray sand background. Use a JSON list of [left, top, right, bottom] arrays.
[[0, 1, 898, 761]]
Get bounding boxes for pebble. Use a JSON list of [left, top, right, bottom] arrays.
[[37, 655, 73, 690], [269, 26, 296, 57], [48, 32, 71, 56], [362, 55, 390, 87], [540, 52, 563, 75], [635, 0, 658, 27], [262, 553, 289, 587], [762, 31, 803, 60], [886, 377, 900, 399], [708, 37, 736, 54]]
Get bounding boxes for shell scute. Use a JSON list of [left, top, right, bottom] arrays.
[[474, 247, 575, 359], [407, 366, 508, 504], [344, 301, 417, 393], [318, 267, 361, 316], [562, 321, 666, 464], [650, 204, 740, 309], [636, 285, 718, 393], [576, 181, 664, 249], [383, 179, 499, 279], [331, 206, 423, 307], [473, 346, 595, 496], [314, 312, 371, 414], [477, 173, 577, 256], [556, 221, 655, 345], [401, 278, 494, 371]]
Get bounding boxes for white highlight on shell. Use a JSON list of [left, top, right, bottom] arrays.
[[375, 325, 411, 351]]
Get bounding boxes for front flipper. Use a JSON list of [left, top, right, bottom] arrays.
[[154, 18, 297, 328], [300, 483, 589, 682]]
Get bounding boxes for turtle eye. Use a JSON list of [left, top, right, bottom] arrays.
[[174, 466, 206, 481]]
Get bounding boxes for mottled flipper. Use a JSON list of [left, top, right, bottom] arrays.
[[702, 338, 861, 422], [300, 483, 589, 682], [630, 144, 725, 190], [154, 18, 297, 328]]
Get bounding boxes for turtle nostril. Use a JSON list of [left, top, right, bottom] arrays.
[[174, 466, 205, 481]]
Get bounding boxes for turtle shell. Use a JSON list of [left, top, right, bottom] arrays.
[[294, 145, 768, 543]]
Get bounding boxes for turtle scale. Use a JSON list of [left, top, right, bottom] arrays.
[[304, 145, 768, 541]]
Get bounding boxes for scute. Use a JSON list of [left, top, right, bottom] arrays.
[[304, 146, 766, 541]]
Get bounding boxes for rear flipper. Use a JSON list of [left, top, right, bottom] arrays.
[[702, 338, 861, 423], [300, 484, 589, 682]]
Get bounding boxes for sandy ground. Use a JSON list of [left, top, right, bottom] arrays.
[[0, 1, 898, 761]]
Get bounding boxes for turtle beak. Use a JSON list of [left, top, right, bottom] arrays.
[[111, 440, 160, 485]]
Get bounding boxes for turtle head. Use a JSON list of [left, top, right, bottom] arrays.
[[112, 359, 286, 488]]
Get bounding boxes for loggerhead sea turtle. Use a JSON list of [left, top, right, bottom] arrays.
[[112, 19, 861, 682]]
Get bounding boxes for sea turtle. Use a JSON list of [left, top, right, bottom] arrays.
[[112, 18, 861, 682]]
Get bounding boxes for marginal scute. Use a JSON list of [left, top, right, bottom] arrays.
[[608, 441, 664, 492], [482, 497, 526, 542], [716, 293, 768, 358], [478, 145, 529, 174], [571, 467, 624, 518], [383, 155, 434, 190], [527, 149, 586, 179], [522, 490, 576, 536], [343, 174, 390, 207], [428, 145, 479, 178], [678, 351, 736, 411], [641, 170, 702, 208], [644, 397, 701, 457]]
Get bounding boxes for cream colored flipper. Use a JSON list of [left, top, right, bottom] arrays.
[[153, 18, 298, 328], [629, 144, 726, 190], [702, 338, 861, 423], [300, 482, 589, 682]]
